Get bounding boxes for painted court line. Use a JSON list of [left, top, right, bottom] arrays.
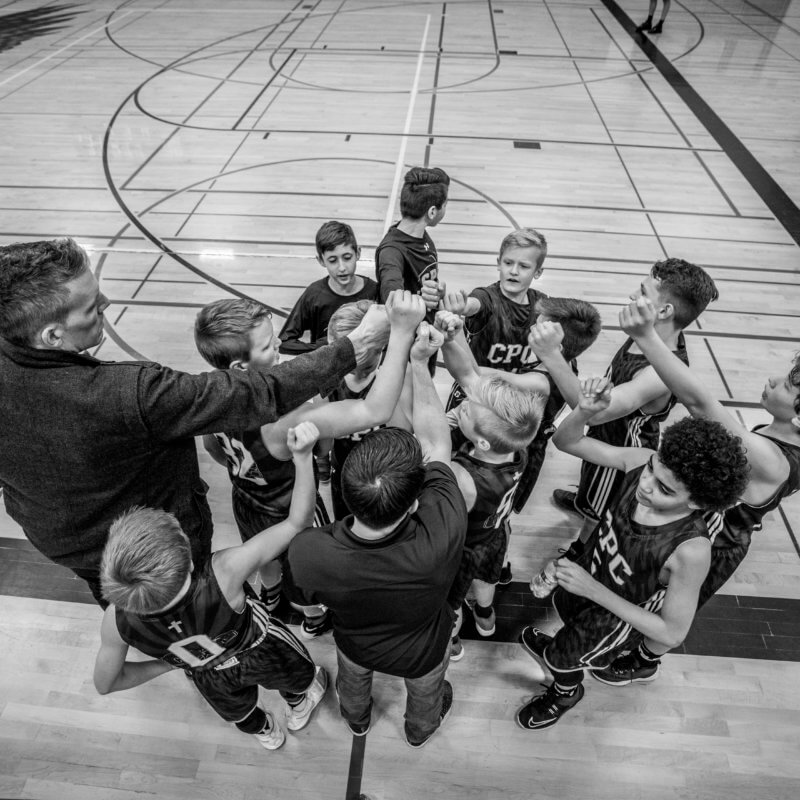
[[383, 14, 431, 234]]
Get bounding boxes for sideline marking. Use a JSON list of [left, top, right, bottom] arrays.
[[382, 14, 431, 234]]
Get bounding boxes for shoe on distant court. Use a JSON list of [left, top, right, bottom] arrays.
[[635, 19, 652, 32], [552, 489, 579, 514], [516, 683, 584, 730], [520, 626, 553, 660], [405, 681, 453, 748], [472, 604, 496, 637], [649, 21, 663, 34], [450, 636, 465, 662], [300, 611, 333, 639], [498, 562, 513, 585], [260, 584, 281, 613], [287, 666, 328, 731], [254, 710, 286, 750], [592, 652, 661, 686]]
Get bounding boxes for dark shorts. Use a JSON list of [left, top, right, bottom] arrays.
[[575, 460, 625, 522], [233, 486, 330, 542], [448, 523, 509, 608], [191, 616, 314, 723], [698, 543, 750, 609], [544, 588, 640, 672]]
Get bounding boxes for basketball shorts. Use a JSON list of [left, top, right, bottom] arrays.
[[191, 616, 315, 723]]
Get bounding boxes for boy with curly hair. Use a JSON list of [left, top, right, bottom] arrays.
[[516, 377, 749, 730]]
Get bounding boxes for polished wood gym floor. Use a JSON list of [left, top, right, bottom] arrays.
[[1, 1, 799, 798]]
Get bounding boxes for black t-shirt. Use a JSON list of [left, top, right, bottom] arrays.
[[375, 224, 439, 303], [279, 276, 378, 354], [285, 462, 467, 678]]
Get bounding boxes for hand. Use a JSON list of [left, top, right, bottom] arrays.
[[287, 421, 320, 455], [386, 290, 426, 333], [442, 288, 469, 316], [554, 559, 599, 600], [528, 320, 564, 358], [410, 321, 445, 362], [347, 304, 390, 367], [420, 278, 443, 310], [578, 376, 613, 415], [433, 310, 464, 342], [619, 297, 657, 340]]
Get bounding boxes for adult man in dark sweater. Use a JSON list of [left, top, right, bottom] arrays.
[[0, 238, 389, 605], [286, 319, 467, 748]]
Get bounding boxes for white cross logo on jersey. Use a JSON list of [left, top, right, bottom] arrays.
[[168, 620, 184, 634]]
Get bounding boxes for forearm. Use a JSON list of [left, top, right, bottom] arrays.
[[552, 406, 593, 455], [411, 359, 450, 457], [442, 333, 479, 387], [287, 452, 316, 528], [538, 353, 581, 408], [377, 262, 404, 302], [462, 297, 481, 317], [99, 659, 174, 694], [589, 584, 687, 648], [363, 329, 414, 419], [633, 330, 707, 413]]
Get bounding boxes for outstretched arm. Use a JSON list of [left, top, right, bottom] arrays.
[[216, 422, 320, 587], [437, 311, 481, 394], [552, 377, 650, 473], [263, 291, 425, 459], [555, 537, 710, 648], [94, 608, 174, 695], [620, 297, 785, 488], [528, 320, 581, 407], [410, 322, 450, 463]]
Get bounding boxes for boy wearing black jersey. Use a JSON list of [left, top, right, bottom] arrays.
[[435, 311, 543, 655], [592, 298, 800, 685], [516, 377, 749, 730], [93, 422, 326, 752], [279, 221, 378, 355], [194, 293, 422, 636], [550, 258, 718, 555]]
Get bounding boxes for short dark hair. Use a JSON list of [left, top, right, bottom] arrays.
[[658, 417, 749, 512], [315, 221, 358, 258], [400, 167, 450, 219], [651, 258, 718, 328], [535, 297, 602, 361], [341, 428, 426, 529], [0, 238, 90, 345], [101, 507, 192, 614], [194, 298, 271, 369], [790, 352, 800, 417]]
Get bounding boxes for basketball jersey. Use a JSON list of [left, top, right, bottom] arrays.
[[452, 440, 527, 549], [588, 335, 689, 450], [706, 428, 800, 549], [115, 561, 268, 671], [329, 375, 383, 470], [214, 429, 297, 512], [586, 465, 709, 613]]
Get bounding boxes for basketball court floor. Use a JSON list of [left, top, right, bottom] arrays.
[[1, 1, 799, 798]]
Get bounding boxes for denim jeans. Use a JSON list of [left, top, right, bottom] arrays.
[[336, 644, 450, 742]]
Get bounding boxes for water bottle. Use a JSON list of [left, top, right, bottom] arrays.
[[530, 559, 558, 598]]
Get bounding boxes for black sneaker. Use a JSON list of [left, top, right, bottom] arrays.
[[649, 20, 663, 34], [516, 683, 585, 730], [405, 680, 453, 748], [520, 626, 552, 660], [592, 652, 661, 686], [497, 562, 513, 585], [552, 489, 579, 514], [635, 19, 652, 32], [300, 611, 333, 639]]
